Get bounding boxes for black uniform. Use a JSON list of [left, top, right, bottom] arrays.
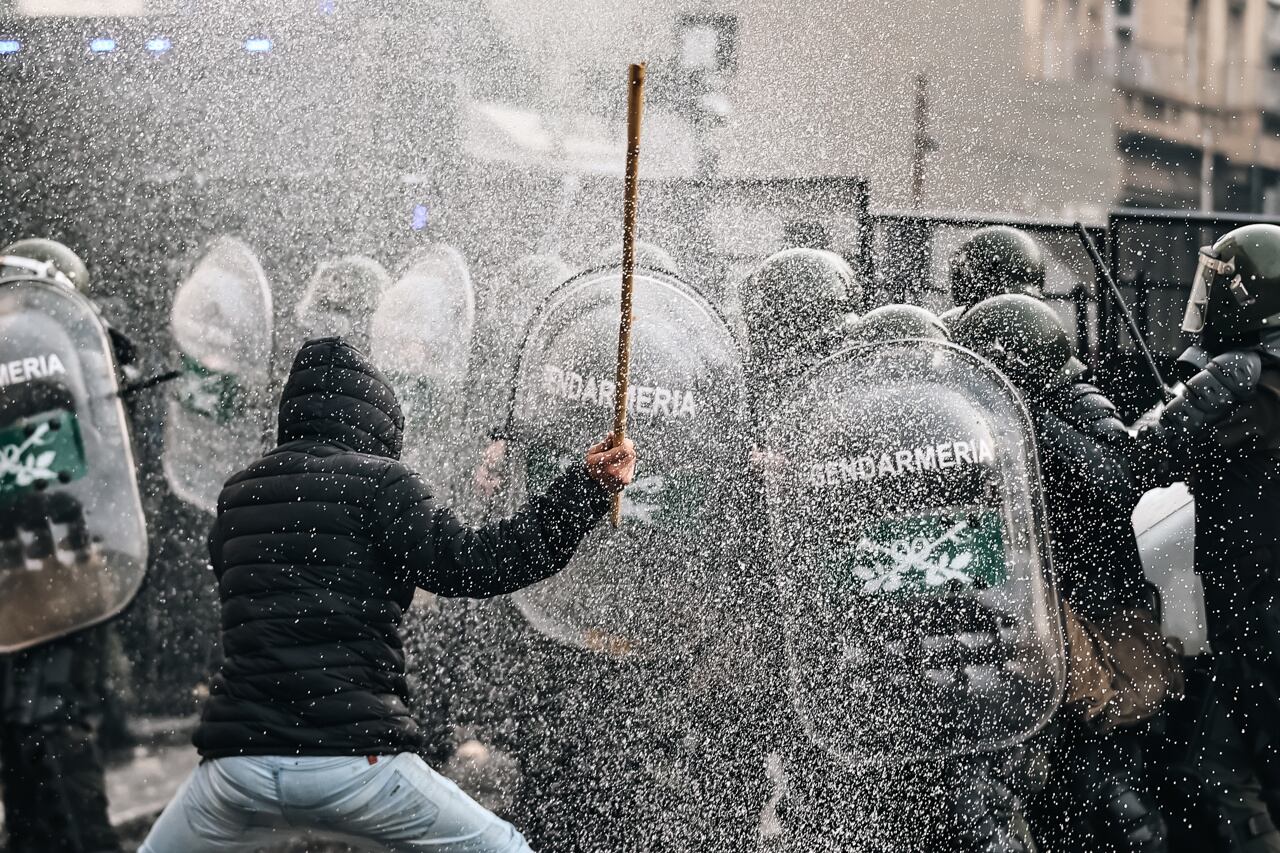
[[951, 293, 1173, 853], [1141, 360, 1280, 852], [1127, 221, 1280, 851], [1031, 381, 1171, 853], [0, 628, 119, 853]]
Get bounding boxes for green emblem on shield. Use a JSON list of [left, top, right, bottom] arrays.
[[525, 443, 706, 528], [0, 410, 87, 500], [173, 353, 247, 425], [836, 509, 1007, 595]]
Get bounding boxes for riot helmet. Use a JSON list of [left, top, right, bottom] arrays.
[[510, 254, 572, 299], [845, 304, 950, 346], [296, 255, 392, 352], [952, 293, 1085, 395], [948, 226, 1045, 309], [590, 240, 680, 276], [0, 239, 90, 293], [742, 248, 857, 372], [1181, 224, 1280, 351]]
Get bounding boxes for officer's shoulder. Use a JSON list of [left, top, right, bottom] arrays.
[[1063, 382, 1126, 432], [1066, 382, 1117, 413]]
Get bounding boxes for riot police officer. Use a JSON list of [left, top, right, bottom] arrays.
[[940, 225, 1047, 332], [740, 255, 1013, 851], [0, 239, 130, 853], [1130, 224, 1280, 852], [741, 247, 857, 403], [954, 294, 1177, 853]]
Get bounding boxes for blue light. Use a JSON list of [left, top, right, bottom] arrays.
[[89, 37, 117, 53], [410, 204, 429, 232], [0, 40, 20, 55], [145, 37, 172, 54], [319, 0, 337, 14], [243, 37, 273, 53]]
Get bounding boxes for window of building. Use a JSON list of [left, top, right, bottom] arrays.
[[1115, 0, 1134, 15], [1116, 24, 1135, 85], [1226, 4, 1247, 104], [675, 14, 738, 73], [1188, 0, 1203, 90], [1265, 179, 1280, 216], [1044, 0, 1060, 78]]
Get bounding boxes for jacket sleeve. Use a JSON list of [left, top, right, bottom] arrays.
[[1132, 350, 1263, 488], [377, 461, 611, 597], [1035, 384, 1142, 510]]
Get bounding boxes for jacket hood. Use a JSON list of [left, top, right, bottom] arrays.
[[277, 337, 404, 459]]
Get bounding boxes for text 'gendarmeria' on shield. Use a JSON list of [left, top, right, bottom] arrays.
[[541, 365, 697, 419], [810, 439, 996, 487]]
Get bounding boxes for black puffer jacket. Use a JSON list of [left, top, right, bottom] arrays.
[[193, 338, 609, 758]]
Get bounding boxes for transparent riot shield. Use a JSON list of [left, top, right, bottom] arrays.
[[764, 340, 1065, 764], [370, 245, 475, 501], [163, 236, 274, 514], [505, 267, 748, 658], [295, 254, 392, 353], [0, 276, 148, 652], [470, 255, 573, 434]]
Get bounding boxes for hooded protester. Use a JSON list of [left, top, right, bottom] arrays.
[[139, 337, 636, 853]]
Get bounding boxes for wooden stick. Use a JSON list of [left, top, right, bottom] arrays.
[[610, 62, 646, 527]]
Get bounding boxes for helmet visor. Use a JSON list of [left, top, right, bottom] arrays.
[[1182, 248, 1217, 335]]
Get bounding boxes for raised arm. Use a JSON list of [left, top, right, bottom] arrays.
[[379, 437, 636, 597]]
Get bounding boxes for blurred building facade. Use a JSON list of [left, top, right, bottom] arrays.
[[484, 0, 1123, 221], [1027, 0, 1280, 213], [4, 0, 1274, 218]]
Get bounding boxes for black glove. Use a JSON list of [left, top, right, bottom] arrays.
[[951, 756, 1036, 853], [1135, 350, 1262, 487], [1160, 350, 1262, 439]]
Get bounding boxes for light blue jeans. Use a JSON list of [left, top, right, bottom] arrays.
[[138, 753, 534, 852]]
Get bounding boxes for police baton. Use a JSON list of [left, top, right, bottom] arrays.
[[609, 62, 646, 527], [1073, 222, 1171, 402]]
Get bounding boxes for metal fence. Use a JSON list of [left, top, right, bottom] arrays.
[[867, 209, 1102, 354], [861, 206, 1280, 419], [1100, 207, 1280, 415]]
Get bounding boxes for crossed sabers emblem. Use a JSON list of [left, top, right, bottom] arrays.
[[851, 519, 976, 595], [0, 423, 57, 488]]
